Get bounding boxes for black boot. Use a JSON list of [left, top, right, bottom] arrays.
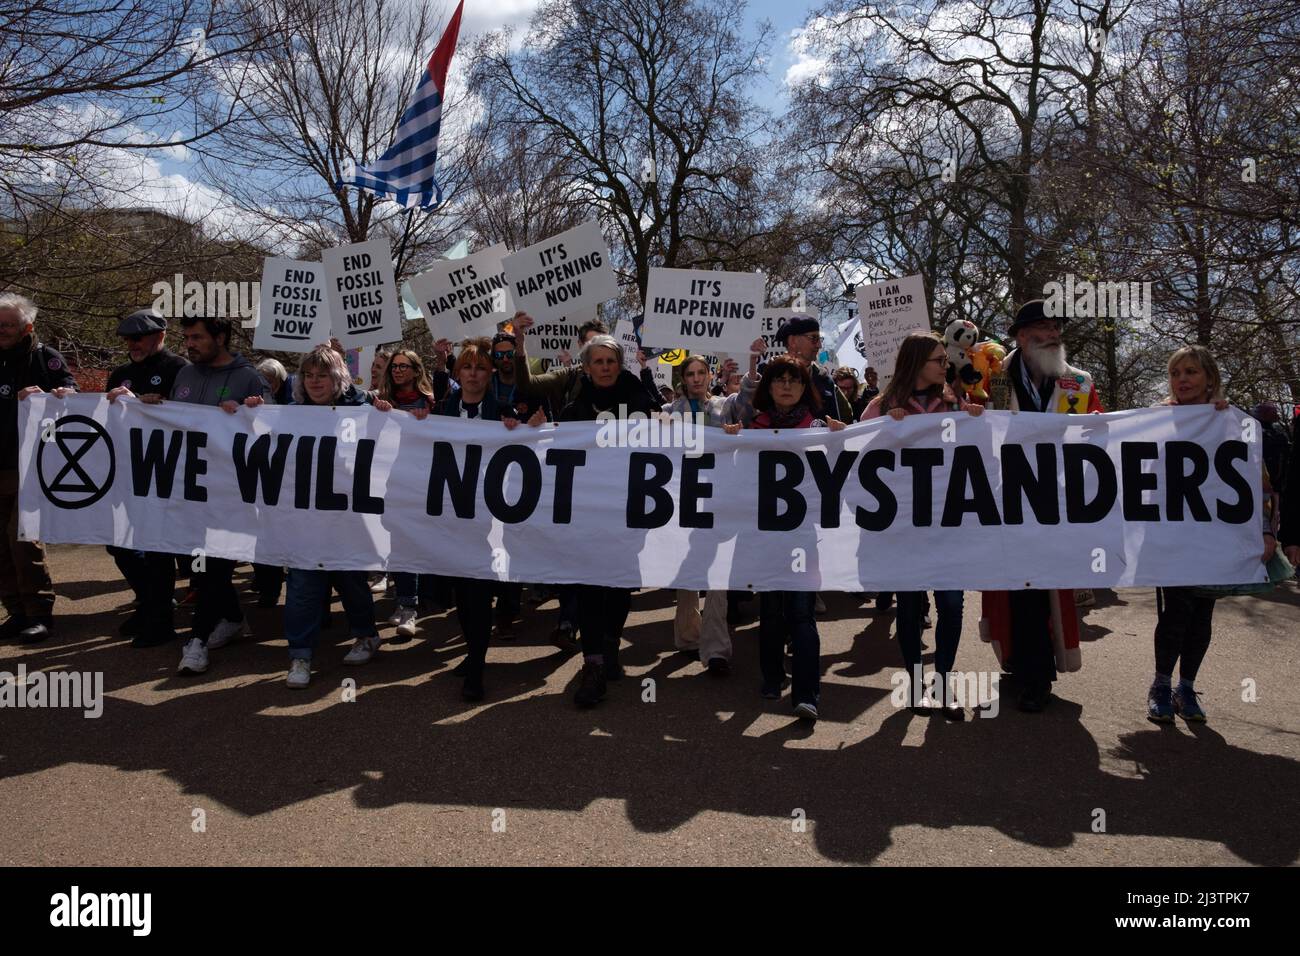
[[19, 616, 53, 643], [574, 660, 607, 707], [0, 613, 29, 641]]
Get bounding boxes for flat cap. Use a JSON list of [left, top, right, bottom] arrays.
[[117, 308, 166, 336], [776, 315, 820, 344]]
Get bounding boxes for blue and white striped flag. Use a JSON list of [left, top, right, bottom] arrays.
[[339, 0, 463, 209]]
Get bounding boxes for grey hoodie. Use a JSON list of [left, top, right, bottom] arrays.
[[169, 353, 271, 406]]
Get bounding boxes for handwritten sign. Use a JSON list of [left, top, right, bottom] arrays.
[[855, 274, 930, 385]]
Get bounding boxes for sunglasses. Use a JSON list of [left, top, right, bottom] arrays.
[[493, 350, 515, 360]]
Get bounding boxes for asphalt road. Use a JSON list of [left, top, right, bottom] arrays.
[[2, 544, 1297, 866]]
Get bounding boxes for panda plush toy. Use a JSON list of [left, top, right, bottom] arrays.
[[943, 319, 983, 393]]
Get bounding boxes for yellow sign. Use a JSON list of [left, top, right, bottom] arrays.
[[658, 349, 687, 366]]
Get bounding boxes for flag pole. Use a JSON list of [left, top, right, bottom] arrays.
[[393, 206, 418, 278]]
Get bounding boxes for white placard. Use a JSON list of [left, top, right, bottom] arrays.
[[322, 238, 402, 348], [526, 308, 597, 362], [409, 242, 513, 341], [502, 221, 620, 321], [641, 268, 762, 352], [612, 320, 641, 371], [252, 258, 329, 353], [855, 274, 930, 385]]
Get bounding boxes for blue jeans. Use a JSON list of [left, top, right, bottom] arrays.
[[896, 590, 963, 704], [759, 591, 820, 706], [394, 571, 419, 608], [285, 569, 377, 660]]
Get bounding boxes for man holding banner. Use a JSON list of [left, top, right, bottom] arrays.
[[980, 300, 1101, 712]]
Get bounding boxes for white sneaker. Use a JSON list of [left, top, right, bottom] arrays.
[[814, 594, 827, 614], [205, 618, 244, 649], [178, 638, 209, 675], [387, 606, 405, 626], [343, 635, 382, 665], [370, 575, 389, 594], [286, 658, 311, 688], [394, 607, 418, 637]]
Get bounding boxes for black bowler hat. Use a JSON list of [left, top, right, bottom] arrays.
[[116, 308, 167, 336], [1007, 299, 1065, 335], [775, 315, 820, 344]]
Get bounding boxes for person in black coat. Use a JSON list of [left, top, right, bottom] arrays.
[[557, 334, 654, 708], [436, 337, 544, 702], [1, 292, 77, 643], [104, 308, 190, 647]]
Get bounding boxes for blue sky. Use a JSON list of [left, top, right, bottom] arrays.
[[747, 0, 816, 105]]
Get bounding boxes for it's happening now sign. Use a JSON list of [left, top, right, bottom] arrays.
[[19, 396, 1267, 593]]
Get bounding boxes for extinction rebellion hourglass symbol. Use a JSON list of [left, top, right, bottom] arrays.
[[36, 415, 116, 509]]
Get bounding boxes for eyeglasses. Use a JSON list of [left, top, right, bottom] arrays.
[[796, 333, 823, 343], [773, 375, 804, 387], [493, 350, 515, 360], [124, 334, 148, 343], [389, 362, 414, 370], [927, 356, 949, 366]]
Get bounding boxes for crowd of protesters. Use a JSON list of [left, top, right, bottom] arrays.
[[1, 291, 1293, 725]]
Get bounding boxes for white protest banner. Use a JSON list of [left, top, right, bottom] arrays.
[[409, 242, 512, 341], [322, 238, 402, 348], [20, 397, 1266, 593], [855, 274, 930, 385], [252, 258, 329, 353], [642, 268, 762, 353], [502, 220, 619, 322], [612, 319, 641, 371]]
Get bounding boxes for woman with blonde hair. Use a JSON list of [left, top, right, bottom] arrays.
[[245, 344, 390, 687], [1146, 344, 1276, 723]]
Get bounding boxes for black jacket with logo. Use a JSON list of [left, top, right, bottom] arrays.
[[107, 348, 190, 398], [0, 335, 78, 470]]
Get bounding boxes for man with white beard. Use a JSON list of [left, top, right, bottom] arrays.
[[980, 300, 1102, 712]]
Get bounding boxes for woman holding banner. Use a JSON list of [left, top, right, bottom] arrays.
[[745, 355, 845, 722], [862, 333, 982, 720], [664, 343, 765, 674], [1146, 345, 1275, 724], [244, 345, 386, 688], [377, 349, 442, 638], [436, 337, 545, 703], [559, 334, 656, 708]]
